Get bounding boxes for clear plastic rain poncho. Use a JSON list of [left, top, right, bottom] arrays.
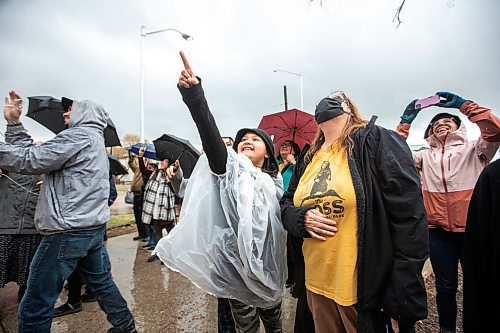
[[154, 149, 288, 308]]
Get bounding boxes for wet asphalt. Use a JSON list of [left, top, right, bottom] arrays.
[[1, 233, 297, 333]]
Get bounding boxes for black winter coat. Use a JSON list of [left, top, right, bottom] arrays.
[[280, 117, 429, 332], [0, 170, 42, 235], [463, 158, 500, 332]]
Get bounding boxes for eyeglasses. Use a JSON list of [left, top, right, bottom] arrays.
[[431, 118, 455, 129]]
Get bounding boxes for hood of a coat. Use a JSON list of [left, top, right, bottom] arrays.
[[426, 122, 468, 148], [68, 100, 109, 131], [352, 115, 377, 150]]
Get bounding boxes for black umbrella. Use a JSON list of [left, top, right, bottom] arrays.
[[27, 96, 65, 133], [26, 96, 122, 147], [153, 134, 200, 178], [108, 155, 129, 176], [103, 118, 121, 147]]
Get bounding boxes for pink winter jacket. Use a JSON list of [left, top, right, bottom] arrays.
[[397, 101, 500, 232]]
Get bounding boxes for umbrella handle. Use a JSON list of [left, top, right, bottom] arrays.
[[176, 150, 187, 161]]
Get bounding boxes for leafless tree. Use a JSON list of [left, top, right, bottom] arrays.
[[122, 133, 141, 147], [309, 0, 410, 27], [393, 0, 407, 27]]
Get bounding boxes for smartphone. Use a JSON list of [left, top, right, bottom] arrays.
[[415, 95, 441, 110]]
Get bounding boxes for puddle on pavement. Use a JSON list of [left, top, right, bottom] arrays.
[[106, 234, 138, 308], [175, 283, 209, 331]]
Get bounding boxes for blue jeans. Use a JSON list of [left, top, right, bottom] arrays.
[[429, 228, 464, 332], [17, 225, 135, 333], [146, 224, 156, 247], [67, 244, 111, 304]]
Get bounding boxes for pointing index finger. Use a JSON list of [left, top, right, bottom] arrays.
[[179, 51, 192, 72]]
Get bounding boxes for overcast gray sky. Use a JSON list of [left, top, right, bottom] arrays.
[[1, 0, 498, 149]]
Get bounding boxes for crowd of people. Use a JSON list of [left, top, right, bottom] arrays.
[[0, 51, 499, 333]]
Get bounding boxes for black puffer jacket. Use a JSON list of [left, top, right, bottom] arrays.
[[0, 170, 42, 235], [463, 159, 500, 332], [280, 117, 429, 332]]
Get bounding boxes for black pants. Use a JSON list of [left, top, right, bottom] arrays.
[[67, 270, 91, 304], [151, 220, 175, 244], [217, 298, 236, 333], [133, 193, 147, 238]]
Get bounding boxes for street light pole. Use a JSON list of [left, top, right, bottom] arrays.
[[273, 69, 303, 110], [140, 26, 192, 143], [140, 26, 145, 143]]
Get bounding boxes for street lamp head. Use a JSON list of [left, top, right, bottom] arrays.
[[274, 69, 301, 76], [140, 26, 194, 143]]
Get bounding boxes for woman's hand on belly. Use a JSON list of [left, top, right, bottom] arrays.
[[305, 209, 337, 241]]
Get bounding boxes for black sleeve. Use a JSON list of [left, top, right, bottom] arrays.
[[178, 80, 227, 175], [279, 146, 311, 238], [376, 128, 429, 324], [138, 157, 153, 178]]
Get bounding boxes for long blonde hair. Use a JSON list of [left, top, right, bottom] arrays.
[[305, 92, 368, 163]]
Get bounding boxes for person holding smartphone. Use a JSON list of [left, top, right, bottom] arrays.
[[396, 92, 500, 333]]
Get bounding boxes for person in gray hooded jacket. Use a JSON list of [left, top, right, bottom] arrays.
[[0, 91, 136, 333]]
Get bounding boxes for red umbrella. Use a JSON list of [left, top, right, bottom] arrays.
[[258, 108, 318, 153]]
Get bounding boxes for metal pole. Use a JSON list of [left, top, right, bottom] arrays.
[[274, 69, 303, 110], [140, 25, 145, 143], [283, 85, 288, 111]]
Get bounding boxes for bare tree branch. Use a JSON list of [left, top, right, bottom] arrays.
[[392, 0, 407, 28], [310, 0, 325, 5], [309, 0, 411, 27]]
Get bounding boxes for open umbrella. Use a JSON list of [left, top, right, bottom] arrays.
[[127, 143, 159, 161], [26, 96, 65, 133], [26, 96, 122, 147], [108, 155, 129, 176], [257, 108, 317, 153], [153, 134, 200, 178], [103, 118, 121, 147]]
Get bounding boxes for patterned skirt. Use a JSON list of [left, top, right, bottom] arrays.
[[0, 234, 42, 288]]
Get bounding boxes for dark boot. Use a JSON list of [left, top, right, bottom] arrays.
[[107, 322, 137, 333], [53, 301, 82, 317], [81, 286, 97, 303], [147, 254, 159, 263]]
